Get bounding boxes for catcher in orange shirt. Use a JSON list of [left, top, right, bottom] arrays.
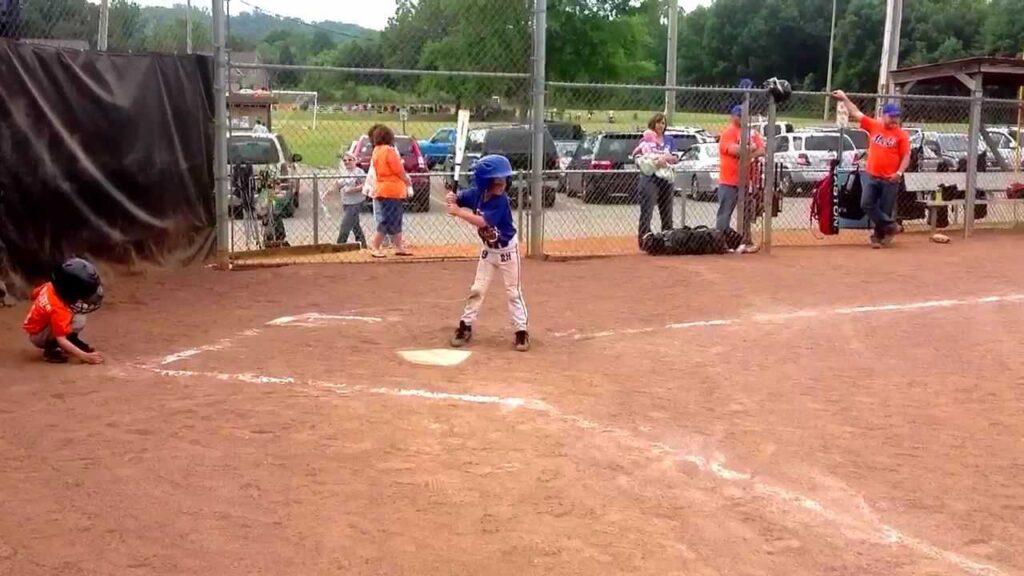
[[22, 258, 105, 364]]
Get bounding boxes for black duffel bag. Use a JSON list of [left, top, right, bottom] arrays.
[[642, 226, 744, 256]]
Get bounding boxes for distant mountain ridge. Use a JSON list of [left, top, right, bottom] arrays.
[[139, 5, 377, 42]]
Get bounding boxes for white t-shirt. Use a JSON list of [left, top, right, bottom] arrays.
[[338, 166, 367, 206]]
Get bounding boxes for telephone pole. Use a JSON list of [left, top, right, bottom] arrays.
[[877, 0, 903, 96]]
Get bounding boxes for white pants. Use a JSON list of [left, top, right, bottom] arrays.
[[29, 315, 86, 349], [460, 242, 528, 331]]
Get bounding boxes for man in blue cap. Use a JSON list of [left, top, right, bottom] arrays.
[[717, 105, 765, 238], [830, 91, 911, 248]]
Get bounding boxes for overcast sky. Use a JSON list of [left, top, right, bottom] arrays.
[[111, 0, 714, 31]]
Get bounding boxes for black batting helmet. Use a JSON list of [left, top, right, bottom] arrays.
[[52, 258, 104, 315], [765, 77, 793, 104]]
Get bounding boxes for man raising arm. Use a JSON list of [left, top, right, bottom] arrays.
[[831, 90, 910, 248]]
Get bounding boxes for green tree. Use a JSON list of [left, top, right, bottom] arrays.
[[901, 0, 985, 66], [547, 0, 658, 83], [17, 0, 1024, 103], [309, 30, 335, 57], [147, 17, 212, 53], [107, 0, 147, 52], [832, 0, 885, 91], [19, 0, 98, 45], [983, 0, 1024, 56]]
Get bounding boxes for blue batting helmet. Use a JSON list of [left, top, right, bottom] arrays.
[[473, 154, 514, 190]]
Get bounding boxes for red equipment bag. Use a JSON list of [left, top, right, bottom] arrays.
[[810, 169, 838, 236]]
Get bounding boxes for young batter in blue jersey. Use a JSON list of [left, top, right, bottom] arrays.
[[445, 154, 530, 352]]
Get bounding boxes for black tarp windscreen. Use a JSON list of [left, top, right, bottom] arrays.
[[0, 41, 214, 287]]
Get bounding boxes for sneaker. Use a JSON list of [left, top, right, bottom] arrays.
[[514, 330, 531, 352], [43, 346, 69, 364], [450, 321, 472, 348], [68, 333, 94, 353], [370, 249, 386, 259], [869, 235, 882, 249], [880, 223, 901, 246]]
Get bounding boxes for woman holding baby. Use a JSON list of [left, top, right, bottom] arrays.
[[634, 113, 678, 247]]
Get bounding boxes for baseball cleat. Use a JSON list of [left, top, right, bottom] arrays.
[[43, 346, 69, 364], [450, 321, 473, 347], [514, 330, 531, 352]]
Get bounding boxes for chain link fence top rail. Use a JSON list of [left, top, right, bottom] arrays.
[[1, 0, 205, 54]]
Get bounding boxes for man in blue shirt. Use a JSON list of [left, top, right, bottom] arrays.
[[445, 155, 530, 352]]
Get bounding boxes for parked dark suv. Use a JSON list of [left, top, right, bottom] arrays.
[[565, 132, 644, 204], [545, 121, 585, 143], [455, 125, 559, 208]]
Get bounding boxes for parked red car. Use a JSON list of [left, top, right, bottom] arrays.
[[348, 135, 431, 212]]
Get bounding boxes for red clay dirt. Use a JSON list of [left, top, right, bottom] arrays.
[[2, 233, 1023, 576]]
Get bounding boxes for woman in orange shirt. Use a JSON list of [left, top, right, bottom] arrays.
[[369, 125, 414, 257]]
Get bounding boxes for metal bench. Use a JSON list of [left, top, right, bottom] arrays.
[[918, 196, 1024, 230]]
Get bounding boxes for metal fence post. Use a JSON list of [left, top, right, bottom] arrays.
[[313, 175, 320, 246], [212, 0, 230, 266], [965, 93, 982, 239], [517, 172, 525, 245], [677, 174, 687, 229], [528, 0, 547, 258], [762, 95, 778, 253], [664, 0, 678, 124], [186, 0, 193, 54], [97, 0, 109, 51], [737, 93, 751, 243]]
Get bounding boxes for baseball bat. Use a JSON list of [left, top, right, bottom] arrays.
[[452, 109, 471, 188]]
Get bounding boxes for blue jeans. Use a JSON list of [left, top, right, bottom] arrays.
[[715, 185, 739, 231], [337, 203, 367, 246], [376, 199, 404, 235], [637, 175, 674, 243], [860, 173, 898, 236]]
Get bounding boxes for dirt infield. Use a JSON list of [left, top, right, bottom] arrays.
[[2, 233, 1023, 576]]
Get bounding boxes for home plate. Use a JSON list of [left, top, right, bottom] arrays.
[[398, 349, 472, 367]]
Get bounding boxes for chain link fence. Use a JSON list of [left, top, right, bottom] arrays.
[[224, 46, 534, 264], [976, 97, 1024, 232], [542, 82, 747, 257], [217, 0, 537, 265], [0, 0, 202, 53], [542, 85, 1024, 256], [3, 0, 1021, 265], [764, 91, 976, 245]]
